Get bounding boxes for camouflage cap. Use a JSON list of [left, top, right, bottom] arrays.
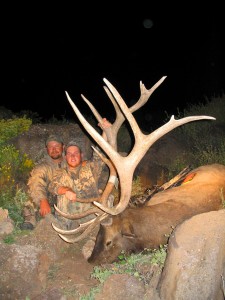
[[65, 140, 81, 152], [45, 134, 64, 146]]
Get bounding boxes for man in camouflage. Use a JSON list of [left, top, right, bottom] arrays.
[[48, 118, 112, 229], [21, 134, 66, 229]]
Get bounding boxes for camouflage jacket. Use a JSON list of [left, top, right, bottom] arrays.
[[27, 155, 66, 206], [48, 150, 105, 215]]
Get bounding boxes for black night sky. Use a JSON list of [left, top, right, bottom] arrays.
[[2, 4, 224, 128]]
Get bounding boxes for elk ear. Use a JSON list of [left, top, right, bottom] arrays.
[[121, 221, 137, 239], [101, 216, 113, 226]]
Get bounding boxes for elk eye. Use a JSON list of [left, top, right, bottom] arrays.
[[106, 241, 112, 247]]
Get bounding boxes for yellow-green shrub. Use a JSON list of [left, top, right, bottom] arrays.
[[0, 145, 34, 226], [0, 117, 32, 145], [0, 145, 34, 185]]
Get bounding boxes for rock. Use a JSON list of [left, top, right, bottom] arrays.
[[158, 209, 225, 300], [95, 274, 146, 300], [0, 221, 14, 235], [0, 208, 14, 236]]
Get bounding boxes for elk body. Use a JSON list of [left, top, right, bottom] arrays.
[[51, 76, 221, 265], [88, 163, 225, 264]]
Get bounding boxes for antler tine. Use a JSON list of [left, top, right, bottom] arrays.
[[52, 217, 97, 235], [80, 94, 103, 123], [57, 213, 108, 243], [81, 94, 114, 146], [92, 146, 117, 207], [130, 76, 167, 113], [54, 204, 102, 219], [103, 86, 122, 150]]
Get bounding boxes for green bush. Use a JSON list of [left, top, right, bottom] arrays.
[[0, 187, 29, 227], [164, 94, 225, 176], [0, 117, 32, 145], [0, 144, 34, 227], [190, 140, 225, 166], [0, 145, 34, 185], [0, 115, 34, 229]]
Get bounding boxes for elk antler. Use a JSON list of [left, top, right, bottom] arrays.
[[65, 77, 215, 215], [52, 213, 108, 243]]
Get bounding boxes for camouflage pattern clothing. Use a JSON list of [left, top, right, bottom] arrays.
[[48, 151, 105, 227], [27, 155, 66, 209]]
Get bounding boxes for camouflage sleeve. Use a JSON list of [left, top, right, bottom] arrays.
[[90, 146, 105, 182], [27, 164, 53, 206], [48, 169, 74, 195]]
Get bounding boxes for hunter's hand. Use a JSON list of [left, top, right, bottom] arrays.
[[98, 118, 112, 130], [39, 199, 51, 217], [65, 190, 77, 202]]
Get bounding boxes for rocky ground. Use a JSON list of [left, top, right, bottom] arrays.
[[0, 212, 162, 300]]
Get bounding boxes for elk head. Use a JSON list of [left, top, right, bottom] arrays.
[[52, 76, 215, 245]]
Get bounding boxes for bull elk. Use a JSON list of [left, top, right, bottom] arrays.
[[52, 76, 224, 264]]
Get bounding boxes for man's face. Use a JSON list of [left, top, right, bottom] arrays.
[[46, 141, 64, 160], [66, 146, 82, 168]]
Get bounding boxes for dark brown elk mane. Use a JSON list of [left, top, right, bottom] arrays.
[[51, 76, 216, 253]]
